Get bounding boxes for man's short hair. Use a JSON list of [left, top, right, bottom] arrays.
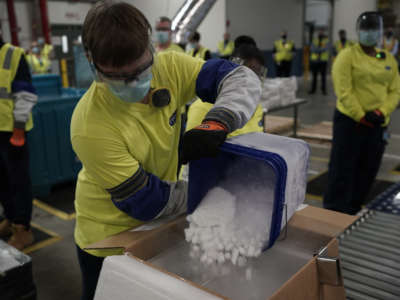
[[232, 44, 265, 66], [189, 32, 201, 42], [82, 0, 151, 67], [234, 35, 257, 49]]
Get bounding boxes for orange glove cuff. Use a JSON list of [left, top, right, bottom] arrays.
[[10, 128, 26, 147], [196, 121, 228, 132]]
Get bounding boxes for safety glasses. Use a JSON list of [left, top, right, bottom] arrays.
[[92, 45, 155, 86]]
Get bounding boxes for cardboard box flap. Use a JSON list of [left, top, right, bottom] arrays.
[[289, 206, 358, 237], [85, 216, 187, 259], [270, 238, 346, 300]]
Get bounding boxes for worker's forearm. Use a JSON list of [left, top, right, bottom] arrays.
[[205, 66, 261, 132]]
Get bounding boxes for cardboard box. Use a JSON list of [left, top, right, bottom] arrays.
[[88, 206, 358, 300]]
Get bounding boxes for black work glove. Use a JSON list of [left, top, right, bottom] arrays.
[[364, 110, 385, 126], [181, 120, 228, 164]]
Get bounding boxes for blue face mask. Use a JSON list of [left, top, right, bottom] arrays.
[[359, 30, 380, 46], [156, 31, 170, 44], [32, 47, 40, 54], [108, 72, 152, 103], [187, 42, 197, 51]]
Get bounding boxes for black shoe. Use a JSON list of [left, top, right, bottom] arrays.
[[308, 90, 315, 95], [322, 90, 327, 95]]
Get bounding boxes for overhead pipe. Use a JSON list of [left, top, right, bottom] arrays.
[[39, 0, 51, 44], [6, 0, 19, 46], [172, 0, 217, 44]]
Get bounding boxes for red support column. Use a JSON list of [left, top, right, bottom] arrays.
[[39, 0, 51, 44], [6, 0, 19, 46]]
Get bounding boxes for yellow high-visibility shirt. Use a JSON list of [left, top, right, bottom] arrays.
[[26, 54, 50, 74], [71, 52, 204, 257], [218, 40, 234, 57], [157, 43, 184, 53], [333, 43, 400, 125], [274, 39, 295, 62], [188, 46, 210, 60], [0, 43, 33, 132], [187, 99, 264, 137], [41, 44, 53, 60]]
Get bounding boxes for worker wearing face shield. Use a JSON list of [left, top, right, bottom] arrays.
[[324, 12, 400, 215], [71, 1, 261, 300], [154, 16, 184, 53]]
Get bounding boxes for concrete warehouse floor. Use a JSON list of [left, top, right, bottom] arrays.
[[3, 76, 400, 300]]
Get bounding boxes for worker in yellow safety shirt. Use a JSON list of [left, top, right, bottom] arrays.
[[26, 41, 51, 74], [273, 30, 296, 77], [0, 30, 38, 250], [218, 32, 235, 59], [37, 36, 53, 61], [155, 16, 184, 53], [187, 43, 265, 136], [324, 12, 400, 215], [333, 29, 353, 57], [309, 30, 330, 95], [72, 2, 261, 300], [382, 27, 399, 57], [187, 31, 211, 61]]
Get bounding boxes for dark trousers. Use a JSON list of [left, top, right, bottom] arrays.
[[0, 131, 32, 227], [76, 245, 105, 300], [323, 110, 387, 215], [275, 60, 292, 77], [310, 61, 327, 93]]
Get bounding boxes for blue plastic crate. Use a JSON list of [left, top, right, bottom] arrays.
[[27, 88, 86, 197], [32, 74, 62, 97], [188, 133, 309, 250]]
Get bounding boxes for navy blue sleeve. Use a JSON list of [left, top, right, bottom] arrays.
[[195, 58, 239, 104], [107, 167, 171, 221], [12, 55, 35, 94]]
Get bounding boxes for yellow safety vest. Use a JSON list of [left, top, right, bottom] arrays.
[[335, 40, 353, 55], [0, 43, 33, 132], [218, 40, 234, 57], [188, 46, 209, 60], [310, 38, 329, 62], [26, 54, 50, 74], [274, 39, 294, 62], [41, 44, 53, 60]]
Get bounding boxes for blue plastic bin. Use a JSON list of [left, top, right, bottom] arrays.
[[28, 75, 86, 197], [31, 74, 62, 97], [188, 132, 309, 250]]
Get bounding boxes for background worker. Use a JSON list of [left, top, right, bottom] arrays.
[[309, 29, 330, 95], [38, 36, 53, 62], [273, 30, 295, 77], [187, 44, 265, 136], [0, 30, 38, 250], [324, 12, 400, 215], [26, 41, 51, 74], [218, 32, 235, 59], [186, 31, 211, 61], [333, 29, 353, 57], [382, 27, 399, 57], [155, 16, 184, 53], [72, 2, 261, 300]]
